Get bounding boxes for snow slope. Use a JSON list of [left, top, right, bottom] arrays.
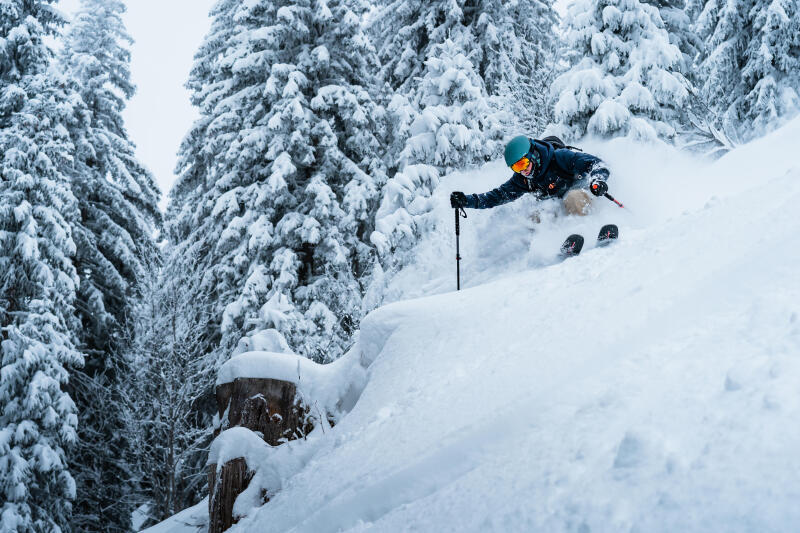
[[148, 118, 800, 532]]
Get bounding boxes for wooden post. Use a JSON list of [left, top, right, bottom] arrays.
[[214, 377, 314, 444], [209, 377, 316, 532], [208, 459, 253, 533]]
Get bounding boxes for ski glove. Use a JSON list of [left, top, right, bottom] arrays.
[[589, 179, 608, 197], [450, 191, 469, 208]]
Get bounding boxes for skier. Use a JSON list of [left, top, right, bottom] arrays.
[[449, 135, 610, 216]]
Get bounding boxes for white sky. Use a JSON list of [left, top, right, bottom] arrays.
[[58, 0, 216, 208]]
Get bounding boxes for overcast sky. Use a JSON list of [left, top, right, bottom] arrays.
[[58, 0, 216, 208]]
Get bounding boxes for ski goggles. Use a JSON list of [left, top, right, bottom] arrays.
[[510, 155, 532, 173], [510, 150, 540, 173]]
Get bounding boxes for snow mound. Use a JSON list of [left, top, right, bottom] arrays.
[[208, 427, 272, 467], [217, 349, 368, 415], [140, 499, 207, 533], [232, 329, 292, 356]]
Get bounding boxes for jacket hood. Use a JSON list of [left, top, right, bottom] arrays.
[[531, 140, 554, 179]]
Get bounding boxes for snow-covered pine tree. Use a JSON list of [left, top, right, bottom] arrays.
[[0, 2, 84, 531], [58, 1, 162, 529], [692, 0, 800, 141], [549, 0, 688, 142], [739, 0, 800, 134], [473, 0, 561, 134], [642, 0, 704, 77], [370, 0, 467, 94], [370, 0, 560, 124], [692, 0, 750, 142], [60, 0, 161, 356], [370, 39, 504, 272], [637, 0, 732, 155], [121, 252, 214, 527], [169, 0, 387, 363]]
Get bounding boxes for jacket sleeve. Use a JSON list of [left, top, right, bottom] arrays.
[[556, 150, 610, 182], [466, 176, 528, 209]]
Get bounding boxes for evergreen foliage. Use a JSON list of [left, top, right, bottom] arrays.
[[168, 0, 387, 363], [475, 0, 561, 133], [550, 0, 688, 141], [642, 0, 704, 78], [121, 253, 215, 528], [0, 2, 83, 531], [58, 1, 161, 529], [370, 39, 504, 273], [695, 0, 800, 140], [741, 0, 800, 133], [60, 0, 161, 359], [370, 0, 559, 101]]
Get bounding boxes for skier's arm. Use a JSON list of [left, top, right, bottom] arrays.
[[465, 176, 528, 209], [557, 150, 610, 182]]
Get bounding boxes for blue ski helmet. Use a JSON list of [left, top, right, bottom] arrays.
[[504, 135, 532, 168]]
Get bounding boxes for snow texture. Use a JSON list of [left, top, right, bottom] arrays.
[[139, 499, 207, 533]]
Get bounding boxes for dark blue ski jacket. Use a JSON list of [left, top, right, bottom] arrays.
[[464, 139, 610, 209]]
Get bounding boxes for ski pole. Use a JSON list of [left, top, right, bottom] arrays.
[[455, 207, 467, 290], [604, 192, 625, 208]]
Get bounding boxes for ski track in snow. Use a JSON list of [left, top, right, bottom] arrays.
[[150, 120, 800, 533]]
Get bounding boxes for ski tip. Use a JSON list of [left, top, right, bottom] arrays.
[[597, 224, 619, 245], [560, 234, 585, 257]]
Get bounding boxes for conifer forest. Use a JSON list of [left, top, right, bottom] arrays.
[[1, 0, 798, 531]]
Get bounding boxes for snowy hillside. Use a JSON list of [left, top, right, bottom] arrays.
[[149, 118, 800, 533]]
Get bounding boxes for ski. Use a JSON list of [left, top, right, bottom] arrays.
[[597, 224, 619, 246], [559, 225, 618, 259], [560, 234, 584, 257]]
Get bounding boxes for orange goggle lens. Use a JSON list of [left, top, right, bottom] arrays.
[[510, 156, 530, 173]]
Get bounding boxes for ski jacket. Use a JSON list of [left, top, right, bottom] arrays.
[[464, 139, 609, 209]]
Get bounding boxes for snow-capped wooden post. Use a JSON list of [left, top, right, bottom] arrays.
[[208, 352, 320, 533], [206, 347, 366, 532]]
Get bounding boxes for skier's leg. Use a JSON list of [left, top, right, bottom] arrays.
[[563, 189, 593, 215]]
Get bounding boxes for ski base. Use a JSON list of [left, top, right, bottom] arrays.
[[597, 224, 619, 246], [559, 225, 619, 258], [560, 234, 584, 257]]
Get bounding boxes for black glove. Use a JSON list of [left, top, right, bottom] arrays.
[[450, 191, 469, 208], [589, 179, 608, 197]]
